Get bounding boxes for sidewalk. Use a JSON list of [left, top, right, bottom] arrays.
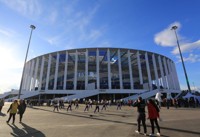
[[0, 102, 200, 137]]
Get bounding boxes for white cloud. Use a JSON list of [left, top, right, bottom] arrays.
[[0, 0, 42, 17], [175, 53, 200, 63], [172, 40, 200, 54], [154, 22, 181, 47], [47, 10, 58, 24], [0, 27, 15, 37], [155, 22, 200, 63], [44, 3, 103, 47]]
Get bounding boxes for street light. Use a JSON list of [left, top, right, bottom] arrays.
[[171, 25, 191, 92], [18, 25, 36, 99]]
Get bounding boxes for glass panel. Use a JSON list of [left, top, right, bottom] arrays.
[[48, 53, 57, 90], [35, 57, 42, 90], [77, 49, 86, 90], [88, 49, 97, 89], [41, 55, 49, 90], [57, 52, 66, 90], [66, 51, 75, 90], [30, 60, 35, 91], [130, 50, 142, 89], [148, 53, 156, 89], [99, 49, 108, 89], [121, 49, 130, 89], [155, 55, 163, 88], [110, 49, 120, 89], [161, 57, 168, 88], [140, 52, 149, 90]]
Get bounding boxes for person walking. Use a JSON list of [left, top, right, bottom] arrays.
[[6, 100, 19, 124], [94, 101, 100, 113], [147, 99, 161, 136], [133, 97, 147, 136], [0, 98, 5, 113], [116, 100, 122, 110], [67, 101, 72, 111], [84, 101, 89, 112], [101, 100, 107, 111], [75, 100, 79, 109], [53, 100, 59, 112], [18, 100, 27, 123]]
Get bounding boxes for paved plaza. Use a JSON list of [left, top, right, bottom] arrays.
[[0, 102, 200, 137]]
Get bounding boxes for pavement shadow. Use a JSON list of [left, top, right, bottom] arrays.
[[31, 106, 200, 136], [0, 112, 6, 117], [7, 123, 46, 137]]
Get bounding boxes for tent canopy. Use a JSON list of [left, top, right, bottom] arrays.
[[182, 92, 200, 102]]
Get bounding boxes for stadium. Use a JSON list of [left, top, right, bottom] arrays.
[[2, 48, 181, 101]]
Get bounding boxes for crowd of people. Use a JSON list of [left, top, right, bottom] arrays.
[[1, 91, 200, 136]]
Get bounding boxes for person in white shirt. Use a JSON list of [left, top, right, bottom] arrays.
[[155, 92, 163, 108]]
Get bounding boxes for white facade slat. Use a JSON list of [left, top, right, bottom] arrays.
[[54, 52, 59, 90], [45, 54, 51, 90], [85, 49, 88, 90], [152, 54, 159, 89], [63, 51, 68, 90], [74, 50, 78, 90], [32, 58, 39, 90], [96, 48, 100, 90], [38, 56, 44, 91], [118, 49, 123, 89], [145, 52, 152, 90], [107, 49, 111, 89], [137, 51, 143, 85], [128, 50, 134, 89]]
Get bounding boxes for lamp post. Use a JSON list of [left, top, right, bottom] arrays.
[[171, 25, 191, 92], [18, 25, 36, 99]]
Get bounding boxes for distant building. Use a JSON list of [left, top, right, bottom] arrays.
[[2, 48, 181, 101]]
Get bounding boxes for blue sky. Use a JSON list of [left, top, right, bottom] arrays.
[[0, 0, 200, 94]]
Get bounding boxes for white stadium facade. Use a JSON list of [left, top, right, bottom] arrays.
[[1, 48, 181, 101]]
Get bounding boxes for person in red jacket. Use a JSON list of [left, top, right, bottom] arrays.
[[147, 99, 161, 136]]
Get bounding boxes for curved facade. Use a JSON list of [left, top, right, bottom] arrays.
[[22, 48, 180, 94]]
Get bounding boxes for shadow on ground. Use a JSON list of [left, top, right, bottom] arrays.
[[7, 122, 45, 137]]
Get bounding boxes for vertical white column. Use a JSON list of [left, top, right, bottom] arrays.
[[63, 51, 68, 90], [85, 49, 88, 90], [28, 60, 35, 91], [74, 50, 78, 90], [170, 60, 177, 89], [96, 48, 100, 89], [158, 56, 166, 88], [32, 58, 39, 90], [137, 51, 143, 85], [45, 54, 52, 90], [118, 49, 123, 89], [163, 57, 169, 89], [23, 62, 29, 90], [128, 50, 133, 89], [145, 52, 152, 90], [172, 62, 180, 90], [107, 49, 111, 89], [39, 56, 44, 91], [54, 52, 59, 90], [152, 54, 159, 89]]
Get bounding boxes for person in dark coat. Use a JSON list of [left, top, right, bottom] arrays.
[[18, 100, 27, 123], [133, 97, 147, 136]]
